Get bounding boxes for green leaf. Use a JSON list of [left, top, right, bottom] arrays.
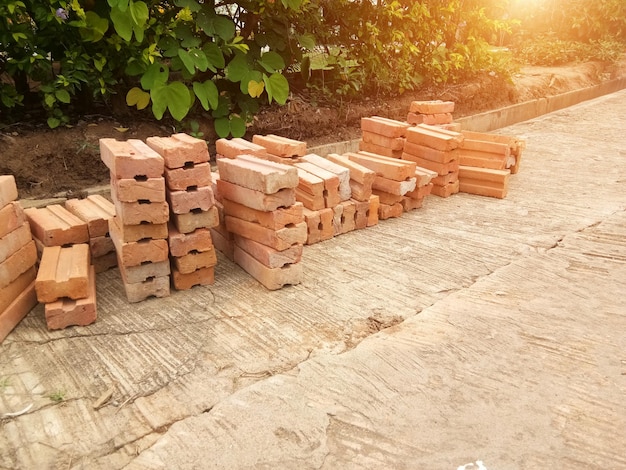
[[240, 70, 262, 94], [126, 87, 150, 109], [225, 54, 250, 82], [258, 51, 285, 73], [203, 43, 225, 72], [281, 0, 301, 9], [141, 63, 169, 90], [214, 117, 230, 138], [129, 1, 149, 27], [150, 82, 191, 121], [212, 95, 230, 118], [197, 8, 235, 41], [44, 94, 56, 108], [159, 37, 179, 58], [192, 80, 219, 111], [174, 0, 201, 12], [174, 25, 201, 48], [230, 116, 246, 138], [55, 89, 71, 104], [47, 117, 61, 128], [178, 50, 195, 75], [108, 0, 129, 11], [125, 59, 145, 76], [263, 73, 289, 104], [110, 6, 133, 41], [298, 33, 316, 50], [80, 11, 109, 42], [189, 49, 208, 72]]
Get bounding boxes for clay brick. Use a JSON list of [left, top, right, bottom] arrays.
[[0, 266, 36, 314], [295, 167, 324, 210], [35, 244, 90, 303], [217, 155, 298, 194], [93, 251, 118, 274], [337, 200, 356, 235], [0, 222, 32, 264], [413, 167, 439, 187], [0, 202, 27, 239], [221, 199, 303, 231], [462, 139, 511, 157], [372, 176, 417, 196], [331, 204, 343, 235], [431, 172, 458, 186], [0, 279, 37, 344], [458, 166, 510, 199], [400, 196, 424, 212], [110, 218, 169, 267], [458, 181, 508, 199], [371, 189, 404, 206], [405, 156, 459, 176], [378, 202, 403, 220], [216, 179, 295, 212], [146, 134, 209, 169], [210, 228, 235, 261], [172, 265, 214, 290], [302, 208, 321, 245], [347, 152, 416, 181], [458, 153, 507, 170], [361, 117, 410, 138], [319, 208, 335, 241], [164, 163, 212, 191], [0, 241, 37, 289], [405, 126, 462, 152], [0, 175, 18, 208], [439, 123, 463, 132], [171, 206, 219, 234], [108, 218, 168, 243], [216, 138, 268, 159], [361, 131, 405, 151], [173, 249, 217, 274], [431, 179, 460, 198], [266, 154, 303, 165], [301, 153, 351, 201], [234, 246, 302, 290], [24, 205, 89, 246], [352, 199, 369, 230], [407, 112, 453, 125], [100, 138, 165, 179], [405, 183, 434, 200], [168, 225, 214, 257], [252, 134, 306, 157], [114, 198, 169, 225], [326, 154, 375, 186], [234, 235, 302, 268], [409, 100, 455, 114], [118, 259, 170, 284], [168, 186, 215, 214], [357, 140, 403, 159], [65, 195, 116, 237], [295, 188, 325, 211], [111, 176, 166, 203], [45, 266, 97, 330], [89, 235, 115, 258], [225, 216, 307, 251], [349, 180, 373, 202], [119, 274, 170, 303], [367, 195, 380, 227], [403, 141, 459, 164]]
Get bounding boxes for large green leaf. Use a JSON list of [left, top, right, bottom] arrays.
[[175, 25, 201, 48], [214, 117, 230, 138], [108, 0, 129, 11], [80, 11, 109, 42], [240, 69, 262, 94], [257, 51, 285, 73], [178, 49, 195, 75], [192, 80, 218, 111], [214, 115, 246, 138], [174, 0, 201, 12], [203, 43, 225, 72], [263, 73, 289, 104], [298, 33, 316, 50], [141, 63, 169, 90], [211, 95, 230, 118], [110, 6, 133, 41], [281, 0, 301, 9], [150, 82, 191, 121], [129, 1, 149, 27], [189, 48, 208, 72], [55, 89, 71, 104], [225, 54, 250, 82], [197, 8, 235, 41]]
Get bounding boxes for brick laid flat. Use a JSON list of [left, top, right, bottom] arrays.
[[0, 222, 33, 265], [216, 180, 296, 212], [171, 206, 219, 234], [0, 266, 36, 315], [225, 216, 307, 251], [108, 218, 168, 243], [252, 134, 306, 158], [233, 246, 303, 290], [111, 177, 166, 203], [44, 266, 97, 330], [65, 195, 116, 237], [146, 134, 209, 169], [24, 204, 89, 246], [217, 155, 298, 194], [221, 200, 303, 231], [35, 244, 90, 303], [168, 186, 215, 214], [171, 265, 215, 290], [100, 138, 165, 179], [168, 226, 214, 258], [0, 240, 37, 290], [215, 138, 268, 160], [234, 235, 303, 269], [165, 163, 212, 191]]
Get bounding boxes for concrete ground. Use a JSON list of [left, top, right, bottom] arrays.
[[1, 90, 625, 470]]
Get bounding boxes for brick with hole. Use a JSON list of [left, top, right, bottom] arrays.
[[35, 244, 90, 303], [295, 168, 325, 211], [168, 186, 215, 214], [168, 225, 214, 258], [24, 205, 89, 247], [413, 167, 438, 187], [119, 272, 170, 303], [252, 134, 306, 157], [400, 196, 424, 212], [372, 189, 404, 206], [301, 153, 351, 202], [172, 265, 215, 290], [216, 179, 295, 212], [430, 179, 460, 198], [0, 175, 18, 209], [431, 172, 459, 187], [118, 259, 170, 284], [352, 199, 370, 230], [367, 195, 380, 227], [372, 175, 417, 196], [217, 155, 298, 194], [349, 180, 373, 202], [110, 177, 166, 203], [234, 246, 302, 290], [109, 217, 169, 267], [234, 235, 302, 268], [409, 100, 455, 114], [361, 130, 405, 152], [378, 202, 403, 220], [403, 141, 459, 164], [114, 198, 169, 226], [100, 138, 164, 179], [225, 216, 307, 251], [146, 133, 209, 169], [171, 206, 220, 234], [405, 183, 434, 200], [0, 278, 37, 344], [65, 194, 115, 237], [173, 249, 217, 274], [0, 241, 37, 290], [108, 218, 168, 243], [361, 116, 410, 138], [164, 162, 212, 191], [221, 200, 303, 231], [216, 137, 268, 160], [337, 200, 356, 235], [302, 208, 322, 245], [44, 266, 97, 330]]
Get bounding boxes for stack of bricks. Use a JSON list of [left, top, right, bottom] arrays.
[[100, 138, 171, 303], [216, 155, 306, 290], [359, 116, 409, 159], [252, 134, 307, 165], [0, 176, 38, 342], [344, 152, 417, 220], [24, 203, 89, 257], [327, 153, 379, 229], [65, 195, 117, 273], [403, 124, 464, 198], [209, 171, 235, 261], [461, 129, 525, 174], [145, 133, 219, 290], [215, 137, 268, 160], [407, 100, 456, 128]]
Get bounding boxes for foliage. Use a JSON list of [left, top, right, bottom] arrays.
[[513, 36, 625, 67]]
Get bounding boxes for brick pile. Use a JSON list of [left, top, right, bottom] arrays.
[[216, 155, 306, 290], [252, 134, 307, 164], [0, 176, 38, 342], [24, 204, 89, 256], [100, 138, 171, 302], [215, 137, 268, 160], [65, 195, 117, 273], [209, 171, 235, 261], [403, 124, 464, 198], [407, 100, 455, 127], [146, 133, 219, 290], [359, 116, 409, 159]]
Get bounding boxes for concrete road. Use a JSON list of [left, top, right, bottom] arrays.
[[1, 90, 625, 470]]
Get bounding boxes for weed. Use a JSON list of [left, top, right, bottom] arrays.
[[47, 390, 66, 403]]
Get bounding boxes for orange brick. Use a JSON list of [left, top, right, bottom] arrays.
[[301, 153, 351, 201], [0, 175, 18, 208], [0, 279, 37, 344], [319, 208, 334, 241], [400, 196, 425, 212], [100, 138, 164, 179], [35, 244, 90, 303], [234, 235, 302, 268], [326, 154, 375, 186], [431, 179, 460, 198], [431, 172, 458, 186], [407, 112, 453, 125], [404, 155, 459, 176], [118, 259, 170, 284], [44, 266, 97, 330], [119, 273, 170, 303], [293, 161, 340, 208], [372, 175, 417, 196], [458, 181, 508, 199], [164, 162, 212, 191], [403, 141, 459, 164], [172, 266, 214, 290], [361, 117, 410, 138], [413, 167, 438, 187], [405, 183, 434, 200], [221, 199, 303, 231], [0, 266, 36, 314], [349, 180, 372, 202], [405, 126, 462, 152], [372, 190, 403, 206], [361, 131, 405, 151], [409, 100, 455, 114], [146, 133, 209, 169], [349, 152, 417, 181], [337, 200, 356, 235], [107, 217, 168, 242], [233, 246, 302, 290], [225, 216, 307, 251], [24, 205, 89, 246], [265, 154, 303, 165], [168, 225, 214, 257], [110, 176, 166, 203], [216, 137, 268, 159], [302, 208, 321, 245], [352, 199, 369, 230], [216, 179, 295, 212], [168, 186, 215, 215], [378, 202, 403, 220], [89, 235, 115, 258], [114, 198, 169, 225], [0, 202, 27, 239], [458, 153, 507, 170], [210, 228, 234, 261], [65, 195, 116, 237], [295, 168, 325, 211], [92, 251, 118, 273], [0, 240, 37, 289], [171, 206, 219, 234], [458, 166, 510, 199], [173, 249, 217, 274], [110, 217, 169, 267], [0, 222, 32, 264], [217, 155, 298, 194], [358, 140, 403, 159], [367, 195, 380, 227], [252, 134, 306, 157]]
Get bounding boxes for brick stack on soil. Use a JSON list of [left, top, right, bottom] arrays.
[[146, 134, 219, 290], [0, 176, 38, 341], [100, 138, 171, 303], [65, 195, 117, 273], [252, 134, 307, 164], [216, 155, 306, 290], [403, 124, 464, 198], [407, 100, 457, 128], [359, 116, 409, 159]]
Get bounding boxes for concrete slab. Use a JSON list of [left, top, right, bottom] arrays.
[[1, 90, 625, 469]]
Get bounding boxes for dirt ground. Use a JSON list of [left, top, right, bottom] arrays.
[[0, 59, 624, 199]]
